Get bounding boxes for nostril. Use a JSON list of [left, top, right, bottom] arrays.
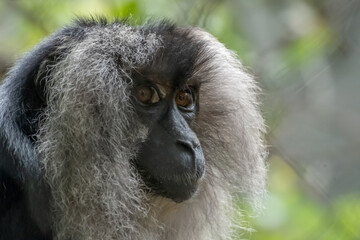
[[176, 140, 193, 150], [177, 140, 201, 150]]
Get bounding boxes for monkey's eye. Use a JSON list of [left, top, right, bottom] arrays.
[[136, 86, 160, 104], [175, 89, 195, 110]]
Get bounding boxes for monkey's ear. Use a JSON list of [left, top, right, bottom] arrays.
[[0, 26, 85, 178]]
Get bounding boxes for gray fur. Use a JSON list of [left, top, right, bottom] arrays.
[[36, 23, 267, 240]]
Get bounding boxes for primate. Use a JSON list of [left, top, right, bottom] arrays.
[[0, 18, 267, 240]]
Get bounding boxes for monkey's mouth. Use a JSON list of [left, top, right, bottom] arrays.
[[134, 162, 201, 203]]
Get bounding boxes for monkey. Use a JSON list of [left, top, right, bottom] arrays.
[[0, 17, 267, 240]]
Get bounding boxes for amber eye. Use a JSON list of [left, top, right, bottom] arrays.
[[136, 86, 160, 104], [175, 89, 194, 109]]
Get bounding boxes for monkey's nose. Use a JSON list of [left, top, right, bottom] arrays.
[[176, 140, 203, 173], [175, 140, 196, 172]]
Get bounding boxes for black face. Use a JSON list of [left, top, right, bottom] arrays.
[[131, 71, 205, 203]]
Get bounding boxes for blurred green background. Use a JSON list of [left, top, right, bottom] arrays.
[[1, 0, 359, 239]]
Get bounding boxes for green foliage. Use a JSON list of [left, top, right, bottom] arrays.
[[237, 156, 360, 240]]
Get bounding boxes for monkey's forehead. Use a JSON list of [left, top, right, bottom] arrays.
[[69, 18, 212, 88], [140, 23, 210, 88]]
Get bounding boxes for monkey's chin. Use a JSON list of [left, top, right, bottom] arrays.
[[140, 171, 200, 203], [133, 161, 202, 203], [163, 183, 199, 203]]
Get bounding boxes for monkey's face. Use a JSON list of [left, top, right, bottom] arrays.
[[131, 70, 205, 203]]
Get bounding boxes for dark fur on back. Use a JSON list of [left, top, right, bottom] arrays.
[[0, 18, 267, 240]]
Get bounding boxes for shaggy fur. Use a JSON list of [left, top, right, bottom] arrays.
[[1, 19, 267, 240]]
